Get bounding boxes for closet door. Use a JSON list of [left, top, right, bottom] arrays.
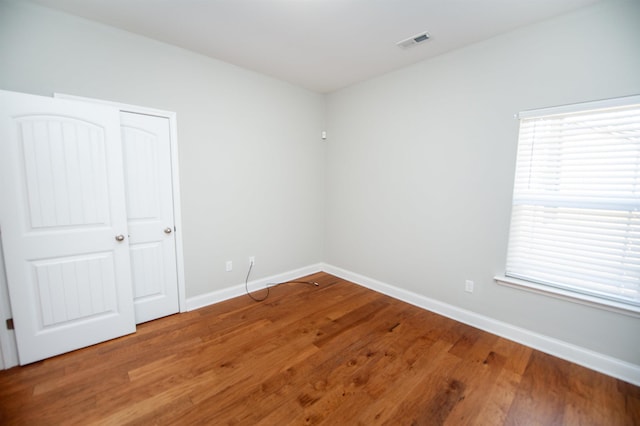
[[120, 112, 179, 323], [0, 90, 135, 364]]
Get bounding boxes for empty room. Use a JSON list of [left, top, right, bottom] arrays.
[[0, 0, 639, 424]]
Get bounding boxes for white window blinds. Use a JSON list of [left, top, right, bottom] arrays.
[[506, 96, 640, 307]]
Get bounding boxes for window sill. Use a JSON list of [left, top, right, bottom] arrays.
[[494, 276, 640, 318]]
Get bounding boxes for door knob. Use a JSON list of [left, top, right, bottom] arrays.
[[115, 234, 125, 242], [164, 227, 173, 234]]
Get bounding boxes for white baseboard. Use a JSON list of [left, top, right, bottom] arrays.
[[321, 263, 640, 387], [6, 259, 633, 386], [185, 263, 324, 311]]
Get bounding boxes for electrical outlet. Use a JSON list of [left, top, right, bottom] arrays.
[[465, 280, 474, 293], [249, 256, 255, 266], [225, 261, 232, 272]]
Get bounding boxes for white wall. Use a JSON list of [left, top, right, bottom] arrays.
[[0, 0, 326, 299], [325, 0, 640, 365]]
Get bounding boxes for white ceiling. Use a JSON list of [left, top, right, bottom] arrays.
[[27, 0, 601, 93]]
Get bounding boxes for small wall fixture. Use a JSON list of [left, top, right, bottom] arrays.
[[396, 31, 431, 49]]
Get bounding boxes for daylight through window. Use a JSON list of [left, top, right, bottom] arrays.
[[505, 95, 640, 309]]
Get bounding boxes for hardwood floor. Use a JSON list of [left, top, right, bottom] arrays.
[[0, 272, 638, 425]]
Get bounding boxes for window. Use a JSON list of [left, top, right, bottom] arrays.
[[502, 95, 640, 313]]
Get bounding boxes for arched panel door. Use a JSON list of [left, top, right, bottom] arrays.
[[0, 90, 136, 364], [120, 111, 179, 323]]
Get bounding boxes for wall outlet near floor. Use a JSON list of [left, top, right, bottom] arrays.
[[465, 280, 474, 293], [225, 260, 233, 272]]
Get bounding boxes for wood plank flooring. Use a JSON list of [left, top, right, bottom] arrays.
[[0, 272, 638, 425]]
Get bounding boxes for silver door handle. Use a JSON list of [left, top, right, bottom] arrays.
[[115, 234, 125, 242], [164, 227, 173, 234]]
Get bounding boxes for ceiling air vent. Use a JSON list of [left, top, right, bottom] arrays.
[[396, 31, 431, 49]]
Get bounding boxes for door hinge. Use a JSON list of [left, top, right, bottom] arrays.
[[6, 318, 14, 330]]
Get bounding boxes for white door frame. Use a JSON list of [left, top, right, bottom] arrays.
[[0, 93, 187, 369], [0, 240, 18, 369]]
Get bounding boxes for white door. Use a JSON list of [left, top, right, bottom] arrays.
[[0, 90, 136, 365], [120, 112, 179, 323]]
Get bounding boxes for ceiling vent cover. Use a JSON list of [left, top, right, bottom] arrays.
[[397, 31, 431, 49]]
